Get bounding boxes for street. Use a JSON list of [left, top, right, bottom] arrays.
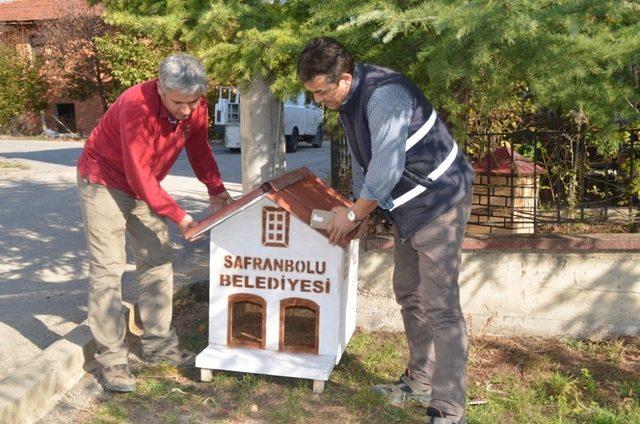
[[0, 138, 330, 381]]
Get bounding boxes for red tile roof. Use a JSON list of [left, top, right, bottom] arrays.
[[0, 0, 101, 23], [185, 167, 357, 248], [474, 146, 546, 176]]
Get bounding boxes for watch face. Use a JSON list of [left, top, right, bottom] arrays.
[[347, 209, 356, 222]]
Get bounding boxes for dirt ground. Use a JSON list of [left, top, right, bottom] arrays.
[[42, 293, 640, 423]]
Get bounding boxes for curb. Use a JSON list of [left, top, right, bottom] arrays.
[[0, 323, 95, 424], [0, 282, 208, 424]]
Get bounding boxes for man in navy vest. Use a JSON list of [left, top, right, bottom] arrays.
[[297, 37, 474, 424]]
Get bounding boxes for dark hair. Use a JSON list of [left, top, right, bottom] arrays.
[[296, 37, 354, 83]]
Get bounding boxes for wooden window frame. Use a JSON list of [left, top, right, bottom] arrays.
[[262, 207, 290, 247], [279, 298, 319, 354], [227, 293, 266, 349]]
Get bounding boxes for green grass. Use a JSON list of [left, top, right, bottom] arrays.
[[91, 404, 128, 424], [463, 337, 640, 424], [88, 297, 640, 423], [561, 338, 628, 364], [265, 383, 311, 423]]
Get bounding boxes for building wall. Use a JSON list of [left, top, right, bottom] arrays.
[[0, 22, 105, 136], [75, 97, 105, 135], [0, 24, 31, 55], [45, 96, 104, 136]]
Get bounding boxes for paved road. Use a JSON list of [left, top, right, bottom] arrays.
[[0, 138, 330, 380]]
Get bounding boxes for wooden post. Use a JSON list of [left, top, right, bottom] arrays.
[[200, 368, 213, 382], [313, 380, 325, 394]]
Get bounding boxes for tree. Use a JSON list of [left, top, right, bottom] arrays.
[[39, 7, 173, 111], [0, 45, 47, 132], [39, 8, 112, 112], [332, 0, 640, 146], [93, 33, 173, 101], [94, 0, 640, 147], [93, 0, 312, 97]]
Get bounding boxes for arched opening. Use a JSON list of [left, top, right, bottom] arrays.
[[279, 298, 319, 354], [228, 294, 266, 349]]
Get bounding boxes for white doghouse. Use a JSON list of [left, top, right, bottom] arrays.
[[186, 168, 359, 392]]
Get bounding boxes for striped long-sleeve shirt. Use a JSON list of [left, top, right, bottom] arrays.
[[350, 83, 413, 209]]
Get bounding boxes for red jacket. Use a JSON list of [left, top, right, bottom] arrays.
[[78, 80, 225, 224]]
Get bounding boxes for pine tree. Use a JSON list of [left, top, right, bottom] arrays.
[[93, 0, 640, 148]]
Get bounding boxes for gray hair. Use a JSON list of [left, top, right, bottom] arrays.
[[158, 53, 208, 95]]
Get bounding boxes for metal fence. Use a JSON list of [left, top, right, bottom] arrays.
[[330, 129, 640, 233], [330, 134, 352, 198]]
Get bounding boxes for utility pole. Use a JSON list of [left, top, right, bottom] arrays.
[[240, 76, 286, 193]]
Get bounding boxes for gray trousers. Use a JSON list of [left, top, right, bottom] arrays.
[[78, 174, 179, 368], [392, 190, 471, 419]]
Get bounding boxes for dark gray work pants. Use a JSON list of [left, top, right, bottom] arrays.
[[392, 190, 472, 420]]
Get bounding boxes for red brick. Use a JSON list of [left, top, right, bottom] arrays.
[[0, 0, 101, 22]]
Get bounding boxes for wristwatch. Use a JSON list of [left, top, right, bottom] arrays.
[[347, 208, 359, 223]]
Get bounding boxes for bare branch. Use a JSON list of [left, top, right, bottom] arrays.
[[37, 5, 112, 111]]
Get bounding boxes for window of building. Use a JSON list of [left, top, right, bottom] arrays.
[[262, 207, 290, 248], [28, 34, 44, 48], [279, 298, 319, 354], [55, 103, 77, 132], [228, 294, 266, 349]]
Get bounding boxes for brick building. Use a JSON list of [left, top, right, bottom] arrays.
[[0, 0, 104, 135]]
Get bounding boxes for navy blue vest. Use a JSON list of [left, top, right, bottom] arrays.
[[339, 64, 474, 239]]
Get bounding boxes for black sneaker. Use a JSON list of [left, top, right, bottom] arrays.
[[372, 369, 431, 406]]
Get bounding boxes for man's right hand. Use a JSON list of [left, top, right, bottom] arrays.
[[178, 214, 198, 237], [354, 217, 370, 239]]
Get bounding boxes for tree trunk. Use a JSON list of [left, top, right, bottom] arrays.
[[240, 76, 286, 193]]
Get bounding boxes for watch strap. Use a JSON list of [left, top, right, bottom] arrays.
[[347, 208, 362, 223]]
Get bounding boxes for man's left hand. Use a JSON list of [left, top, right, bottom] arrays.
[[209, 190, 233, 213], [327, 206, 359, 245]]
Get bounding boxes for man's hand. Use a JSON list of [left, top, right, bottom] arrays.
[[209, 190, 233, 214], [178, 214, 198, 237], [354, 217, 370, 239], [327, 206, 359, 245]]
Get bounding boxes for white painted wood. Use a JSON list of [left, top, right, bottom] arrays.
[[313, 380, 325, 394], [200, 368, 213, 382], [343, 239, 359, 359], [201, 195, 359, 382], [208, 197, 344, 356], [264, 298, 280, 352], [196, 345, 336, 381]]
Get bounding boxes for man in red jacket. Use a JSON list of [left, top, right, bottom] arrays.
[[77, 53, 231, 392]]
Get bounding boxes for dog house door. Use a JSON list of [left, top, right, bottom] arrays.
[[279, 298, 319, 354], [228, 294, 266, 349]]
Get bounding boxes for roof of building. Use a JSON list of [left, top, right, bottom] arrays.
[[474, 146, 547, 176], [184, 167, 357, 248], [0, 0, 101, 23]]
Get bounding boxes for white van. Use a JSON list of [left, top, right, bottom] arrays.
[[214, 88, 324, 153], [282, 92, 324, 152]]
